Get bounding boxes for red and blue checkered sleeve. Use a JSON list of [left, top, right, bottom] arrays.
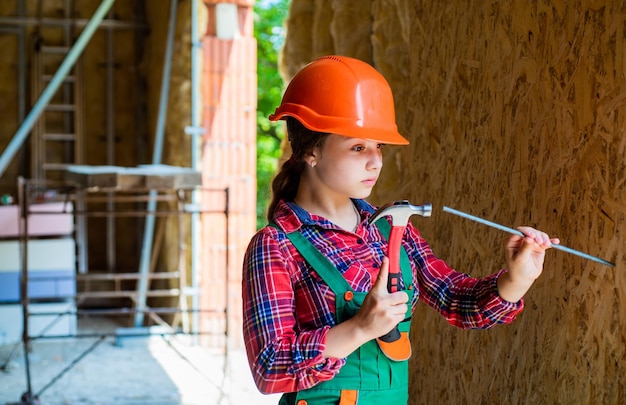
[[404, 225, 524, 329], [242, 228, 345, 394]]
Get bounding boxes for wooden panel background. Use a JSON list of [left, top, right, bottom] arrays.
[[280, 0, 625, 403]]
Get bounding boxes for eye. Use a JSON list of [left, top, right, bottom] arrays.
[[377, 144, 385, 149], [352, 145, 365, 152]]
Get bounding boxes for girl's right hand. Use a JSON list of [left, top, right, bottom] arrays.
[[323, 258, 409, 359], [353, 257, 409, 340]]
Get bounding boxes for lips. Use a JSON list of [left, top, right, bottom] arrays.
[[362, 178, 377, 186]]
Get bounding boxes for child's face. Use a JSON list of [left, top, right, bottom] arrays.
[[310, 134, 384, 199]]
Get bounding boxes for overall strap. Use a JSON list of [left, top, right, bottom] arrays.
[[282, 229, 354, 294], [270, 222, 352, 294], [269, 221, 413, 292], [269, 222, 353, 320]]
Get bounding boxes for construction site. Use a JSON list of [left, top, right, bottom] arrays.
[[2, 0, 626, 404], [0, 0, 262, 403]]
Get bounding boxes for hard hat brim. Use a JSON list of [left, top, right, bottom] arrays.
[[269, 107, 410, 145]]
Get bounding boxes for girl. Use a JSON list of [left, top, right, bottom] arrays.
[[242, 55, 559, 405]]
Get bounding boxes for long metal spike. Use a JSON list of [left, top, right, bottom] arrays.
[[442, 206, 615, 268]]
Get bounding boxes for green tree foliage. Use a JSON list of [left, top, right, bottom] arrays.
[[254, 0, 289, 229]]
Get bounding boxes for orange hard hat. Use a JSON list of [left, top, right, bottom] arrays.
[[269, 55, 409, 145]]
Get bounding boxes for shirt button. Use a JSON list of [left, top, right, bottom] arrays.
[[344, 291, 354, 301], [356, 239, 363, 244], [297, 401, 307, 405]]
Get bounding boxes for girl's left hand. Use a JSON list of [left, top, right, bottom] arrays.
[[498, 226, 560, 302], [506, 226, 560, 281]]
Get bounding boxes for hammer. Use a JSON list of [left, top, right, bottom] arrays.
[[368, 200, 432, 344]]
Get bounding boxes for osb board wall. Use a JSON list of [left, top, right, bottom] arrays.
[[279, 0, 625, 403]]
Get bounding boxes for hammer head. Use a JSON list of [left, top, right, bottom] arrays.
[[368, 200, 432, 226]]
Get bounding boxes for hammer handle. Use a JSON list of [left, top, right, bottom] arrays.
[[378, 224, 405, 343], [387, 226, 406, 293], [387, 225, 404, 292]]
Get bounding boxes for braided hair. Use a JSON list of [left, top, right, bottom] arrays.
[[266, 117, 329, 221]]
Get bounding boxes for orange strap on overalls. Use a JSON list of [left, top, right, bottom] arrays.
[[339, 389, 359, 405]]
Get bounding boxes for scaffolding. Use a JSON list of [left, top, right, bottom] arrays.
[[15, 172, 230, 402], [0, 1, 253, 402]]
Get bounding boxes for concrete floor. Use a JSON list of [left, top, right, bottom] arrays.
[[0, 319, 282, 405]]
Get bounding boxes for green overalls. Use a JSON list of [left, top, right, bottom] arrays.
[[275, 221, 414, 405]]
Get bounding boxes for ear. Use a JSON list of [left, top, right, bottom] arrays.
[[303, 149, 319, 168]]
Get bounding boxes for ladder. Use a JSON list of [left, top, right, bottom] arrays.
[[30, 5, 84, 181]]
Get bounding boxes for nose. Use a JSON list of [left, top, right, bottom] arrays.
[[367, 146, 383, 170]]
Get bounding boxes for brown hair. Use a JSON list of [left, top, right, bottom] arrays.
[[266, 118, 329, 221]]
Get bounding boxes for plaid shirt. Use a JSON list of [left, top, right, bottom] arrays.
[[242, 199, 523, 394]]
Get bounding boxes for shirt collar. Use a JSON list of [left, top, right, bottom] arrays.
[[272, 199, 377, 234]]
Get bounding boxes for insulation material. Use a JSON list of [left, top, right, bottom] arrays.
[[280, 0, 625, 403]]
